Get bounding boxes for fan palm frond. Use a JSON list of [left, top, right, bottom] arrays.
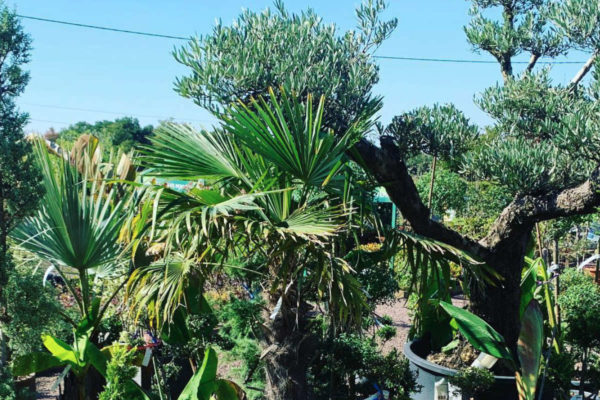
[[13, 140, 129, 273], [223, 87, 364, 187], [140, 123, 242, 180]]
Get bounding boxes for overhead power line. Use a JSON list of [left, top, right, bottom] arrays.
[[18, 14, 587, 65], [372, 55, 583, 64], [23, 102, 215, 124], [17, 14, 189, 40]]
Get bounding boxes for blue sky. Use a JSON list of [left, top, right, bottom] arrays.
[[10, 0, 588, 134]]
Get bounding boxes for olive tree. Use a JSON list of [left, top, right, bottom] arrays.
[[175, 0, 600, 357]]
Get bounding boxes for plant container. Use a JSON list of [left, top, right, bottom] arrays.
[[404, 339, 517, 400]]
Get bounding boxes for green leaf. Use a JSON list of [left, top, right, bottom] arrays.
[[76, 297, 102, 337], [12, 352, 66, 376], [178, 347, 219, 400], [439, 301, 514, 362], [42, 334, 84, 370], [520, 259, 539, 319], [215, 380, 244, 400], [516, 300, 544, 400]]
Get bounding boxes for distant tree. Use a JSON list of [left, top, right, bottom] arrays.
[[58, 117, 153, 152], [0, 1, 42, 364]]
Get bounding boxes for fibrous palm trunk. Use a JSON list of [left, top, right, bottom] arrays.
[[263, 298, 317, 400]]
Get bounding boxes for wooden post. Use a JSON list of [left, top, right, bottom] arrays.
[[427, 156, 437, 217], [553, 238, 561, 330], [594, 240, 600, 283]]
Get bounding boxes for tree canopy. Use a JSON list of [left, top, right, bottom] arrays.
[[0, 1, 41, 291], [58, 117, 153, 152]]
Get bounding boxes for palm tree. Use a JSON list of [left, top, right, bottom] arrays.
[[11, 137, 140, 399], [125, 89, 373, 399], [128, 88, 485, 399]]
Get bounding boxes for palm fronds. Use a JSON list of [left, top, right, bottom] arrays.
[[11, 139, 134, 323], [223, 87, 364, 187]]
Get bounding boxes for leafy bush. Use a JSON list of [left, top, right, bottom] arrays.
[[448, 367, 494, 399], [308, 333, 418, 400], [98, 346, 138, 400], [378, 314, 394, 326], [0, 365, 16, 400], [558, 281, 600, 349], [539, 351, 575, 400], [218, 297, 264, 341], [559, 267, 593, 295], [376, 325, 397, 342], [3, 267, 70, 357]]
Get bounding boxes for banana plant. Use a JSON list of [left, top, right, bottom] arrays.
[[440, 299, 544, 400], [178, 347, 245, 400], [12, 313, 149, 400], [521, 257, 560, 352]]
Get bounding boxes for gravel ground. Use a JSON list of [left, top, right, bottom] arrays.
[[375, 295, 468, 354], [35, 370, 60, 400]]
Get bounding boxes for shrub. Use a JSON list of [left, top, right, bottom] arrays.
[[308, 333, 418, 400], [448, 367, 494, 399], [559, 267, 593, 295], [3, 267, 70, 357], [378, 314, 394, 326], [98, 346, 138, 400], [0, 365, 16, 400], [539, 351, 575, 399], [558, 281, 600, 350], [376, 325, 397, 342]]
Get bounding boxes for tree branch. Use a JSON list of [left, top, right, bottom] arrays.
[[481, 167, 600, 250], [353, 137, 489, 259], [570, 51, 597, 88], [525, 53, 540, 74]]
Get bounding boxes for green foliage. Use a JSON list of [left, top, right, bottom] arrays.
[[539, 351, 575, 400], [99, 346, 138, 400], [378, 314, 393, 326], [376, 325, 397, 342], [12, 139, 134, 328], [439, 301, 513, 362], [558, 281, 600, 350], [2, 266, 70, 357], [386, 103, 479, 168], [178, 347, 243, 400], [0, 0, 42, 287], [415, 167, 468, 216], [174, 0, 396, 131], [549, 0, 600, 49], [465, 72, 597, 194], [308, 333, 418, 400], [448, 367, 495, 399], [0, 365, 16, 400], [218, 297, 263, 342], [559, 267, 593, 294], [355, 255, 399, 305], [135, 91, 370, 331], [12, 327, 149, 399], [58, 117, 153, 152]]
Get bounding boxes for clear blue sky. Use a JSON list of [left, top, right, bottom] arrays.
[[9, 0, 587, 134]]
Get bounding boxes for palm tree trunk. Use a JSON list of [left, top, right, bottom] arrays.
[[263, 298, 317, 400]]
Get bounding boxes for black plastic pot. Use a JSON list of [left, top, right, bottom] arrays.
[[404, 339, 517, 400]]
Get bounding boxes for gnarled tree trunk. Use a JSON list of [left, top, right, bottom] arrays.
[[262, 296, 317, 400], [472, 227, 533, 355]]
